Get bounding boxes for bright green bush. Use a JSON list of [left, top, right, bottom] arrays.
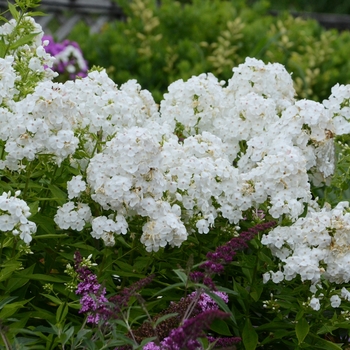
[[69, 0, 350, 102]]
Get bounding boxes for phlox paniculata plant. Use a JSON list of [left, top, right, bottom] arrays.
[[2, 11, 350, 298]]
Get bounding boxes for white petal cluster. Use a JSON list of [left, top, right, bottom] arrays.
[[3, 17, 350, 253], [87, 126, 164, 211], [262, 201, 350, 285], [0, 81, 79, 169], [67, 175, 87, 199], [0, 56, 18, 105], [91, 214, 128, 246], [140, 202, 187, 252], [0, 192, 36, 244], [54, 202, 91, 231]]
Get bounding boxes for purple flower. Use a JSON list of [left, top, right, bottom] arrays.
[[190, 291, 229, 312], [74, 251, 155, 324], [191, 221, 276, 288], [160, 310, 229, 350], [42, 35, 88, 79], [143, 343, 161, 350], [74, 252, 109, 324], [109, 274, 155, 315]]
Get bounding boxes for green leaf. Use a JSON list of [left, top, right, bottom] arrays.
[[0, 299, 32, 319], [309, 332, 343, 350], [8, 2, 19, 20], [210, 318, 232, 336], [9, 33, 41, 51], [13, 273, 67, 283], [206, 290, 237, 325], [0, 261, 22, 282], [316, 324, 338, 335], [41, 293, 63, 306], [61, 325, 75, 345], [0, 296, 18, 309], [27, 200, 39, 217], [296, 318, 309, 344], [31, 213, 56, 235], [33, 233, 68, 240], [0, 37, 7, 58], [34, 325, 57, 335], [242, 319, 258, 350], [173, 269, 188, 284], [27, 11, 46, 17], [6, 264, 35, 293], [56, 302, 68, 324], [153, 282, 186, 296], [295, 309, 304, 321], [154, 312, 178, 327], [48, 184, 67, 205], [250, 283, 263, 302]]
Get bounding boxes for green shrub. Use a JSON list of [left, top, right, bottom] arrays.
[[68, 0, 350, 102]]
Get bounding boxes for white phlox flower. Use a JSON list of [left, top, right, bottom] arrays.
[[309, 297, 320, 311], [67, 175, 87, 199], [160, 73, 226, 137], [91, 214, 128, 244], [87, 126, 164, 211], [140, 203, 187, 252], [54, 201, 91, 231], [330, 295, 341, 308], [262, 201, 350, 285], [0, 192, 36, 244]]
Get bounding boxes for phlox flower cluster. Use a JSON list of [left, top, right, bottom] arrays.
[[0, 16, 56, 89], [262, 201, 350, 308], [42, 35, 88, 79], [0, 191, 36, 244], [262, 201, 350, 285], [307, 287, 350, 311], [3, 16, 350, 254], [54, 201, 91, 231]]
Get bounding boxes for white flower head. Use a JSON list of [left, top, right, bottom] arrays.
[[309, 297, 320, 311], [67, 175, 87, 199], [330, 295, 341, 308]]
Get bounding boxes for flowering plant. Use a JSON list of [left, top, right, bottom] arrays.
[[2, 0, 350, 349]]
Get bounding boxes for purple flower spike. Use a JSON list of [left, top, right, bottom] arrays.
[[191, 221, 276, 288], [74, 252, 109, 324], [161, 310, 229, 350]]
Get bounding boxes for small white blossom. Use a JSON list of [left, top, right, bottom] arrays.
[[309, 297, 320, 311], [67, 175, 87, 199], [330, 295, 341, 308]]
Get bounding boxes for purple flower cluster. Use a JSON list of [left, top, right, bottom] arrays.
[[190, 221, 276, 288], [42, 35, 88, 79], [144, 310, 229, 350], [74, 251, 154, 324], [74, 251, 109, 324], [109, 273, 155, 314], [190, 291, 229, 312]]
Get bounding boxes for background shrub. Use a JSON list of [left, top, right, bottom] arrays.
[[68, 0, 350, 102]]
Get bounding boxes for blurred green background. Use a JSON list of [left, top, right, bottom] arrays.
[[65, 0, 350, 102]]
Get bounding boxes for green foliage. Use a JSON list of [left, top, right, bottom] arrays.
[[253, 0, 350, 14], [69, 0, 350, 102]]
